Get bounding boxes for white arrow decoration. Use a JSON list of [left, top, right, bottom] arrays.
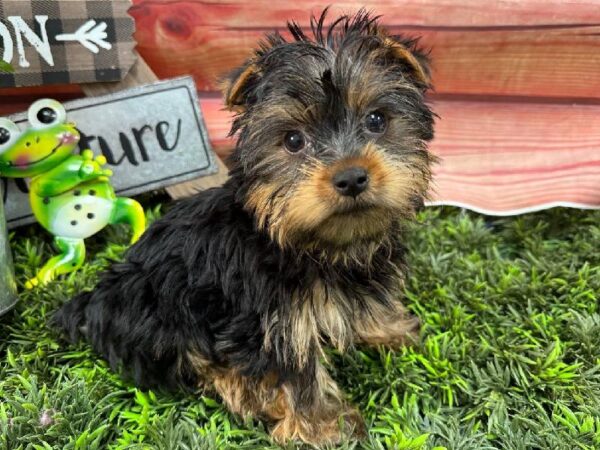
[[55, 20, 112, 54]]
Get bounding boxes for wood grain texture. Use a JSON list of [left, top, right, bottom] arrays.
[[129, 0, 600, 97], [1, 1, 599, 214], [431, 99, 600, 213], [0, 85, 81, 97], [197, 95, 600, 213], [129, 0, 600, 27], [198, 94, 235, 155], [0, 85, 82, 115]]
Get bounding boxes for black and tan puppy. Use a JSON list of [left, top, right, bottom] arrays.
[[54, 9, 435, 445]]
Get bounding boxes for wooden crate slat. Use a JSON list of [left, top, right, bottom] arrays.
[[130, 1, 600, 97], [431, 100, 600, 212], [130, 0, 600, 27], [0, 85, 82, 97]]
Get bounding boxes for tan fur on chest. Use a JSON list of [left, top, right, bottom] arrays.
[[263, 281, 352, 368], [264, 269, 406, 368]]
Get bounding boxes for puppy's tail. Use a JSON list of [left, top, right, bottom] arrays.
[[52, 291, 92, 342]]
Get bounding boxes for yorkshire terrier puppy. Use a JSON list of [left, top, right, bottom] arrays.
[[54, 9, 435, 445]]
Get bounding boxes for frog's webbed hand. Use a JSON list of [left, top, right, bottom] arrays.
[[79, 150, 113, 182], [31, 152, 112, 197]]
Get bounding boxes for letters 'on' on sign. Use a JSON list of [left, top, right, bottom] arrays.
[[0, 0, 136, 87]]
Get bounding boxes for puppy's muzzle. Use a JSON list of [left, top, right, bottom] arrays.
[[332, 167, 369, 198]]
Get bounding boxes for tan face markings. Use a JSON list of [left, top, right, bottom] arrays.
[[245, 142, 430, 250]]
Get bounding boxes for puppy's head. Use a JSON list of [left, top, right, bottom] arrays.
[[223, 9, 435, 251]]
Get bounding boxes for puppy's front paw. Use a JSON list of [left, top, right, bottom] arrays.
[[341, 407, 367, 440], [270, 407, 366, 445], [356, 314, 422, 350], [398, 314, 422, 347]]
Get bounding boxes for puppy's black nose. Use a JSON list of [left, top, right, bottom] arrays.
[[333, 167, 369, 197]]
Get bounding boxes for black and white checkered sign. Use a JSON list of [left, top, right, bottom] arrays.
[[0, 0, 136, 87]]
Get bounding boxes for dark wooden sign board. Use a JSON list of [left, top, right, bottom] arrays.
[[0, 0, 136, 87]]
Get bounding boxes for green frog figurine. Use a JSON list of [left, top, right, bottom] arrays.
[[0, 99, 145, 288]]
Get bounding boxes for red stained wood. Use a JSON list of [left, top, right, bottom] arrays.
[[129, 1, 600, 97], [130, 1, 600, 27], [198, 94, 235, 155], [0, 85, 81, 97], [0, 95, 82, 116], [198, 95, 600, 213], [1, 1, 599, 213], [0, 85, 82, 116], [431, 99, 600, 212]]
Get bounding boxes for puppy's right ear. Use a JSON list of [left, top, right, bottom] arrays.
[[382, 37, 431, 91], [220, 61, 260, 112]]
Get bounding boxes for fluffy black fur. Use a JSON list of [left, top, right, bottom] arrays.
[[54, 173, 406, 389], [54, 8, 435, 443]]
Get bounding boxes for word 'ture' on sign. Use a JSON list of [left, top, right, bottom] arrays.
[[2, 76, 219, 228]]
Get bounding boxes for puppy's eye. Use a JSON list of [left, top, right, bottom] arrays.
[[365, 111, 387, 134], [284, 130, 306, 153]]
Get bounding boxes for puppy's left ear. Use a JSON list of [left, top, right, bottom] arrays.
[[220, 61, 260, 112], [383, 37, 431, 90]]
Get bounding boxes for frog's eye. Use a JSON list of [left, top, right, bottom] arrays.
[[28, 99, 67, 129], [0, 118, 21, 155]]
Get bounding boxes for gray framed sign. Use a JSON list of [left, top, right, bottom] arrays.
[[2, 76, 218, 228]]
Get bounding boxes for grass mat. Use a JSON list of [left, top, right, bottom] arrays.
[[1, 204, 599, 449]]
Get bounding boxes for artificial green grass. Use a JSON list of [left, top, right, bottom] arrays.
[[1, 203, 599, 450]]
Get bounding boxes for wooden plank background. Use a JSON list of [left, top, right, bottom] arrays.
[[2, 0, 600, 214], [130, 1, 600, 98]]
